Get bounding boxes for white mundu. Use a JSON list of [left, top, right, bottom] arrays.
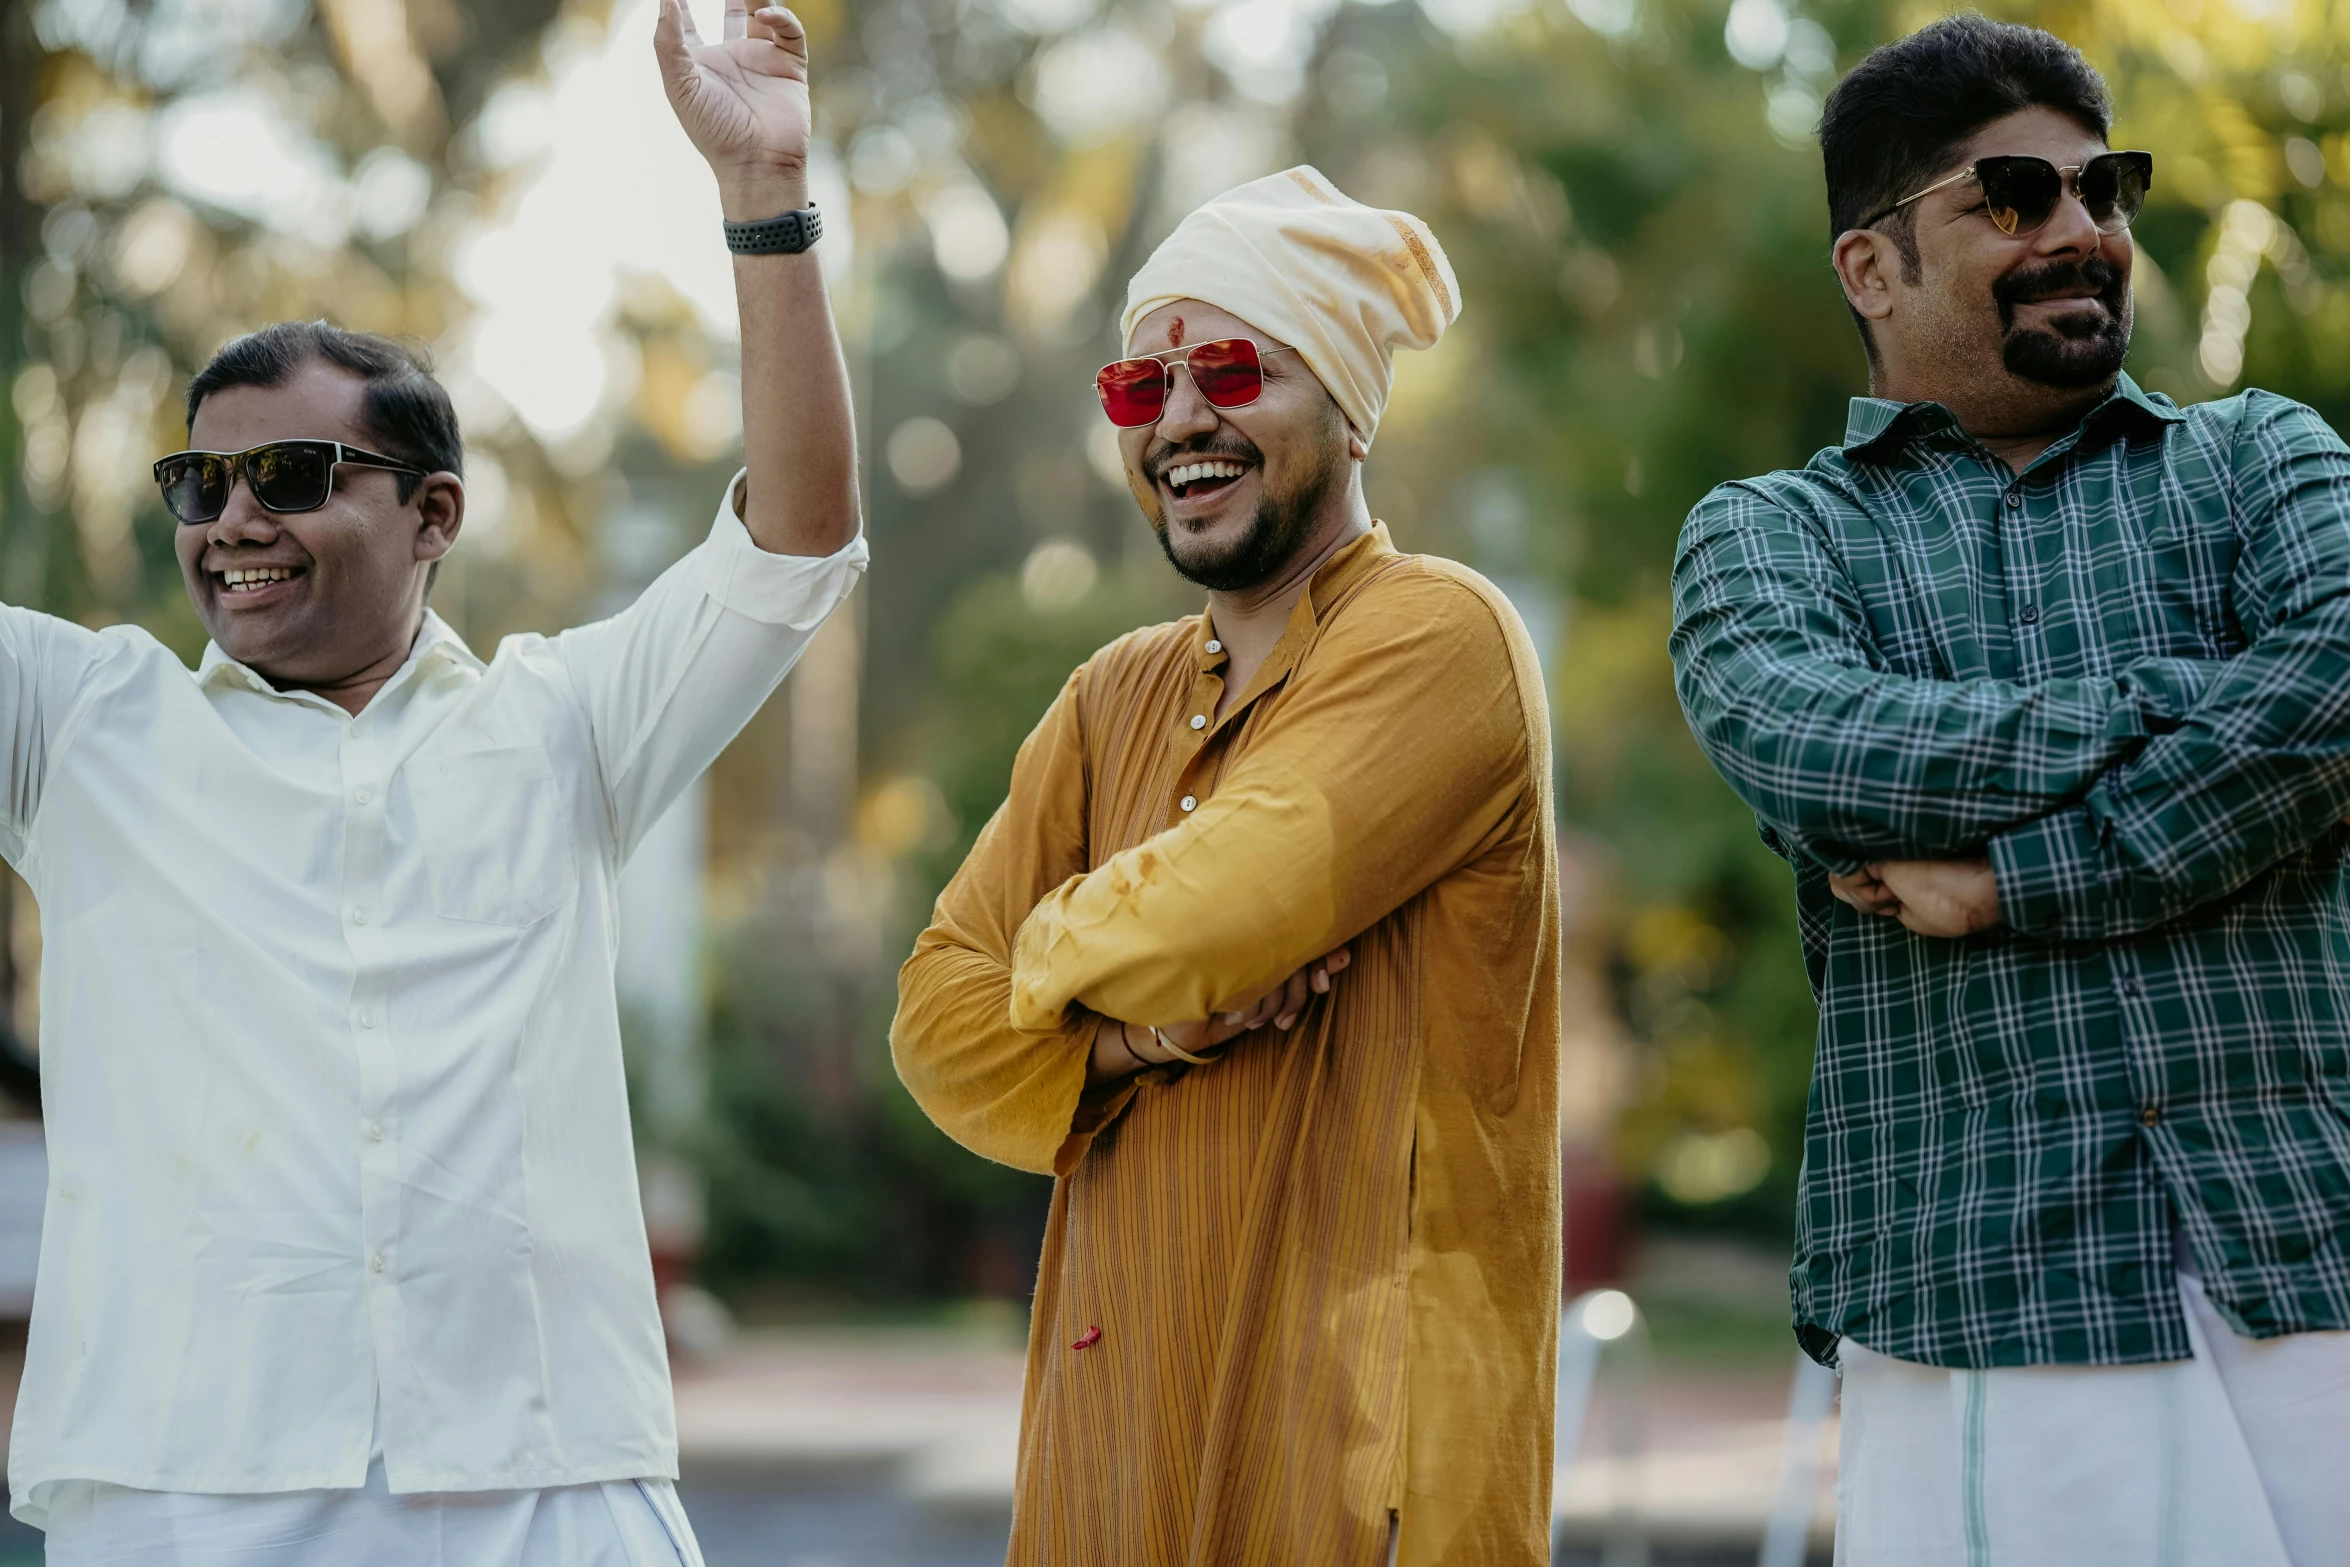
[[1836, 1266, 2350, 1566], [0, 475, 865, 1531]]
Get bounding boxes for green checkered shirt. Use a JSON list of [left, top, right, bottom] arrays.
[[1671, 373, 2350, 1368]]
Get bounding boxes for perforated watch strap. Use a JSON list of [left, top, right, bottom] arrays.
[[723, 205, 823, 255]]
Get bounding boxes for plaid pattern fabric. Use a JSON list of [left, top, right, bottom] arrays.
[[1671, 374, 2350, 1368]]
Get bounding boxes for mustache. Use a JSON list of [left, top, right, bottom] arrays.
[[1141, 435, 1263, 484], [1993, 256, 2126, 315]]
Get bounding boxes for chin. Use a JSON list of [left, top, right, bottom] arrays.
[[1160, 505, 1316, 594], [204, 615, 299, 672], [2003, 302, 2133, 390]]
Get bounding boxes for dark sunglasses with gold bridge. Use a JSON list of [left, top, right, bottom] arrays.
[[1862, 150, 2153, 239]]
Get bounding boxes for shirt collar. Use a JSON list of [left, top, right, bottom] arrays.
[[1841, 372, 2185, 464], [1194, 522, 1397, 702], [196, 609, 482, 704]]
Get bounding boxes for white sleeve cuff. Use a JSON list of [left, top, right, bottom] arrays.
[[692, 469, 869, 629]]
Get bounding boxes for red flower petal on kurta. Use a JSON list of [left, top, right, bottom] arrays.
[[1070, 1324, 1102, 1350]]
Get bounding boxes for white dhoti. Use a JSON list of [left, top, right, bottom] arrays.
[[36, 1455, 705, 1567], [1836, 1269, 2350, 1566]]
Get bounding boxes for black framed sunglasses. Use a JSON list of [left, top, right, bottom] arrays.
[[151, 439, 426, 526], [1864, 150, 2153, 239]]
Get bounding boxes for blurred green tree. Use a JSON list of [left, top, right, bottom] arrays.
[[21, 0, 2350, 1301]]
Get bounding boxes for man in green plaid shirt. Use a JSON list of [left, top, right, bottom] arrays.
[[1672, 17, 2350, 1562]]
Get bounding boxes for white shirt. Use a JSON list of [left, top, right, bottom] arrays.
[[0, 479, 865, 1525]]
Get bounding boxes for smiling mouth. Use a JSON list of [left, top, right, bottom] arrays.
[[214, 565, 303, 596], [1163, 459, 1254, 502]]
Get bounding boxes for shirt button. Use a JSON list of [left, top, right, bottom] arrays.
[[1189, 715, 1207, 731], [2116, 974, 2140, 997], [351, 908, 368, 925], [368, 1122, 385, 1142], [358, 1010, 376, 1029], [2018, 604, 2040, 625], [354, 787, 372, 805], [1205, 640, 1222, 654], [1180, 795, 1198, 813], [2004, 488, 2023, 509], [2140, 1106, 2163, 1127], [369, 1251, 387, 1274]]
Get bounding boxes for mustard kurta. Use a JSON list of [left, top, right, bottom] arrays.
[[892, 525, 1562, 1566]]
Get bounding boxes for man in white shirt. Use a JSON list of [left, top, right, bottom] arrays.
[[0, 3, 858, 1562]]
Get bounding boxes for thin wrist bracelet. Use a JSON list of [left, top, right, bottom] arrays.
[[1149, 1024, 1216, 1066], [724, 204, 822, 255]]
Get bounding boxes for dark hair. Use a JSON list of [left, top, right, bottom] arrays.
[[1820, 15, 2111, 342], [185, 321, 464, 501]]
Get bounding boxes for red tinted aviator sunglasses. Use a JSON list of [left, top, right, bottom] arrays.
[[1095, 338, 1298, 429]]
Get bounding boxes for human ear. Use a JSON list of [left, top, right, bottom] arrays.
[[413, 474, 465, 564], [1347, 426, 1369, 462], [1832, 229, 1898, 325]]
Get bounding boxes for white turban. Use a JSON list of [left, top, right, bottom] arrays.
[[1119, 166, 1460, 446]]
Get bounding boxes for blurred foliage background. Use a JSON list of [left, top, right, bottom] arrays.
[[8, 0, 2350, 1308]]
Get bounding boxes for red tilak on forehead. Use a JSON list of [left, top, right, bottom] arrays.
[[1168, 315, 1185, 347]]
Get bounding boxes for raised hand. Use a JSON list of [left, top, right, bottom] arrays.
[[654, 0, 811, 217]]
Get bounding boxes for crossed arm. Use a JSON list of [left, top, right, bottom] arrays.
[[892, 578, 1531, 1174], [1672, 398, 2350, 941]]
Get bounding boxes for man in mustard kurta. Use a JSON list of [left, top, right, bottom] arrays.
[[893, 168, 1562, 1566]]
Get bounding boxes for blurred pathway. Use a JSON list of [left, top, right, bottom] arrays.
[[671, 1307, 1837, 1560], [674, 1327, 1028, 1519], [0, 1237, 1836, 1563]]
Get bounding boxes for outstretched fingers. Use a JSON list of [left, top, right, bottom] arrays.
[[658, 0, 704, 49], [653, 0, 710, 105], [653, 0, 696, 81], [723, 0, 750, 42]]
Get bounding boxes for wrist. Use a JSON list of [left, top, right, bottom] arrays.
[[717, 162, 810, 224], [1971, 862, 2003, 933]]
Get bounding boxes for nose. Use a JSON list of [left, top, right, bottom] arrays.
[[1153, 363, 1220, 444], [2033, 175, 2104, 259], [204, 470, 280, 549]]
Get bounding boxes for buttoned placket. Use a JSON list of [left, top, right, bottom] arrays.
[[1985, 427, 2100, 681], [1174, 635, 1229, 827], [1989, 452, 2036, 676], [2106, 947, 2178, 1168], [340, 708, 401, 1318]]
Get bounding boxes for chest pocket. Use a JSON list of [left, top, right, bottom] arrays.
[[405, 744, 578, 926]]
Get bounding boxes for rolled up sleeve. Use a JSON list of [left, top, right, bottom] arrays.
[[695, 471, 871, 626], [559, 470, 868, 858]]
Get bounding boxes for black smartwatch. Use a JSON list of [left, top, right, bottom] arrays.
[[723, 205, 823, 256]]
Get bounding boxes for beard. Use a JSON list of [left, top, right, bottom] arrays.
[[1994, 255, 2132, 387], [1148, 436, 1344, 594]]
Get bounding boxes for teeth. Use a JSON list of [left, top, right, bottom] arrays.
[[220, 567, 294, 593], [1167, 460, 1248, 490]]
